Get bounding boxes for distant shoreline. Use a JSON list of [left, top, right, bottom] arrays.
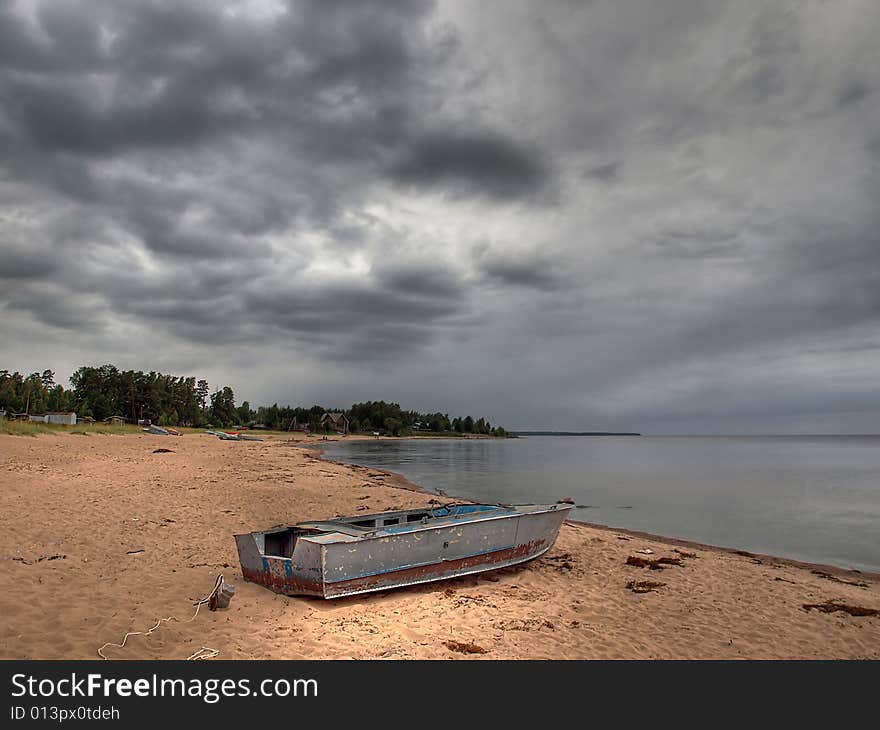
[[510, 431, 642, 437]]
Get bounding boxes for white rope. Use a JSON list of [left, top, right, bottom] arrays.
[[97, 574, 224, 660], [186, 646, 221, 661]]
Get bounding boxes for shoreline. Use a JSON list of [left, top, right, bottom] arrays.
[[1, 431, 878, 659], [303, 439, 880, 583]]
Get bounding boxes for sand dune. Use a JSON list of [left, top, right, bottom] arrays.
[[0, 432, 877, 659]]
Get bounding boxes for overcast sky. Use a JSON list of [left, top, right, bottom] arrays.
[[2, 0, 879, 433]]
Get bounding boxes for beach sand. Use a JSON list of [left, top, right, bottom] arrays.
[[1, 432, 878, 660]]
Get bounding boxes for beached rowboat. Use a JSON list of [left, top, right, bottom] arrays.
[[234, 502, 572, 598]]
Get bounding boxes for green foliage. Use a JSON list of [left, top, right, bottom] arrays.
[[66, 365, 204, 426], [1, 364, 510, 436], [209, 386, 237, 427], [345, 401, 499, 436], [0, 369, 73, 415], [236, 401, 253, 426]]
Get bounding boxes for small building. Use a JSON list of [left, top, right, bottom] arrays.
[[80, 416, 95, 424], [46, 412, 76, 425], [28, 414, 48, 423], [320, 412, 350, 434], [105, 415, 126, 425]]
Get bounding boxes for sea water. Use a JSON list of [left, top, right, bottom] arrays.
[[319, 435, 880, 572]]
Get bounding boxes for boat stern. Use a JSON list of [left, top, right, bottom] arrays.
[[234, 530, 326, 597]]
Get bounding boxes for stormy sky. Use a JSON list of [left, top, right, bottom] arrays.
[[2, 0, 880, 433]]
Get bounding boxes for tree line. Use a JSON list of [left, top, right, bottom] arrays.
[[0, 366, 508, 436]]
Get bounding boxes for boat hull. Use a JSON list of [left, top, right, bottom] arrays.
[[235, 504, 571, 599]]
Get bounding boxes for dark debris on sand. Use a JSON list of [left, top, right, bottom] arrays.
[[627, 580, 666, 594], [626, 555, 683, 570], [810, 570, 868, 588], [802, 601, 879, 617], [444, 640, 488, 654]]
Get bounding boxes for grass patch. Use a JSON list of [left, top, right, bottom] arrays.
[[0, 420, 142, 437]]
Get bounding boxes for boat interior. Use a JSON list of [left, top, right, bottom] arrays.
[[341, 503, 509, 529], [260, 504, 514, 558]]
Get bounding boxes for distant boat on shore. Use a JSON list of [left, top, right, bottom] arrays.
[[235, 502, 572, 598]]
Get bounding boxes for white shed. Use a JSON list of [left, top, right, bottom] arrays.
[[46, 412, 77, 425]]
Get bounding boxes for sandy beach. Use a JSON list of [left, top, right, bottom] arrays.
[[1, 431, 878, 660]]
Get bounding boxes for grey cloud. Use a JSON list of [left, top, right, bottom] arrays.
[[476, 250, 570, 292], [248, 283, 462, 333], [583, 162, 620, 184], [372, 263, 464, 299], [0, 248, 57, 280], [646, 226, 743, 259], [4, 289, 103, 331], [836, 79, 871, 109], [389, 130, 549, 200]]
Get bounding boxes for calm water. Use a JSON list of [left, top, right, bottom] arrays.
[[318, 436, 880, 573]]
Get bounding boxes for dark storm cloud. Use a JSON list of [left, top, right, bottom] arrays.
[[389, 130, 549, 200], [0, 0, 548, 352], [372, 262, 464, 299], [246, 282, 462, 335], [476, 249, 570, 292], [3, 0, 880, 432], [3, 289, 102, 330], [0, 248, 57, 280]]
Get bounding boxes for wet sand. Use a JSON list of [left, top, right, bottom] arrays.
[[1, 432, 878, 659]]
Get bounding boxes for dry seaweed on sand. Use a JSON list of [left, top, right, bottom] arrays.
[[810, 570, 868, 588], [627, 580, 666, 593], [802, 601, 879, 617], [543, 552, 575, 571], [444, 640, 488, 654], [11, 554, 66, 565], [626, 555, 683, 570]]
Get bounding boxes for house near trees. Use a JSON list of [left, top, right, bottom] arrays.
[[320, 412, 349, 434]]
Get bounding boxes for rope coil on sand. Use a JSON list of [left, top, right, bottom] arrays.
[[97, 574, 224, 660]]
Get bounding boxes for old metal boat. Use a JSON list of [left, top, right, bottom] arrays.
[[235, 502, 572, 598]]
